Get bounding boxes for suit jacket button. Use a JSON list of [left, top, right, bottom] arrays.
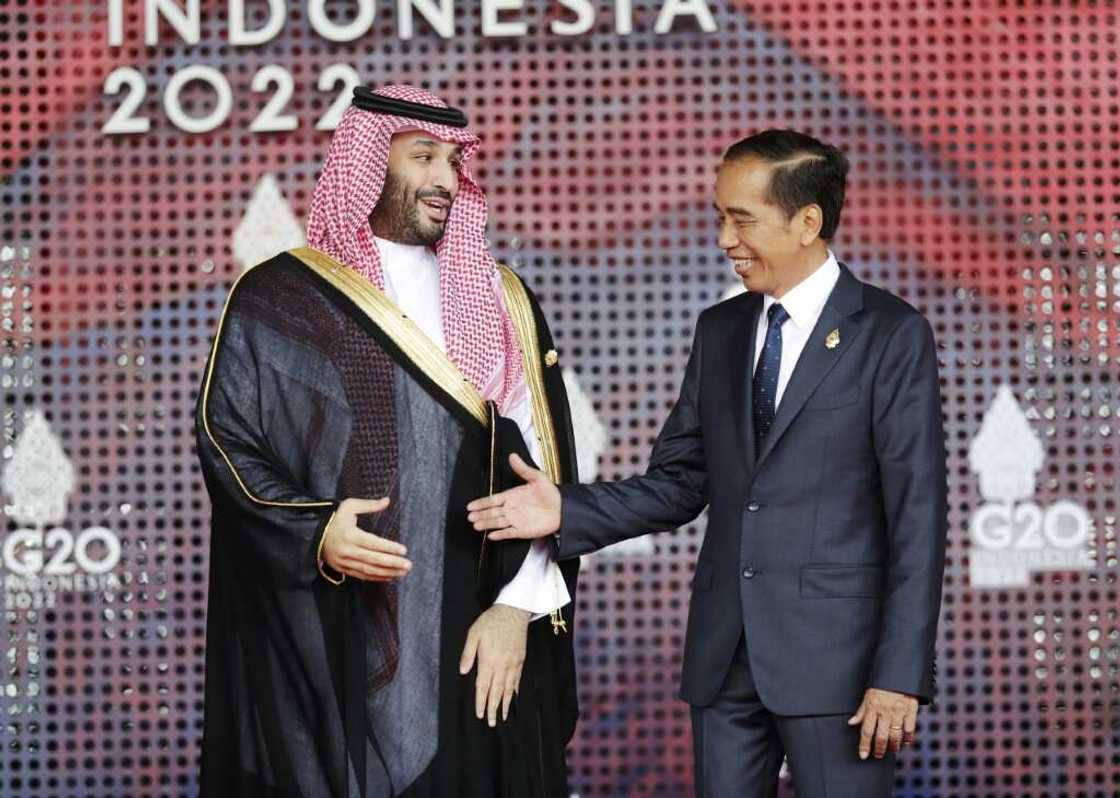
[[742, 568, 755, 579], [746, 500, 761, 512]]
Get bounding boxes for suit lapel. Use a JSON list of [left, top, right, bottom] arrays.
[[752, 266, 865, 472], [728, 293, 763, 470]]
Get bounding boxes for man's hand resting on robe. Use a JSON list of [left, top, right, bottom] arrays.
[[466, 454, 561, 541], [320, 498, 412, 581], [459, 604, 531, 727]]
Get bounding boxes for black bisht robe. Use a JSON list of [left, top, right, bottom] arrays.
[[195, 248, 581, 797]]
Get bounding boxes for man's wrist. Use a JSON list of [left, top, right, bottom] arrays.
[[492, 603, 532, 622], [316, 511, 346, 586]]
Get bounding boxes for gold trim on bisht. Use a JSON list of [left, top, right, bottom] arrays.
[[497, 264, 569, 636], [290, 247, 490, 427], [200, 264, 341, 584], [315, 511, 345, 586], [497, 265, 563, 483]]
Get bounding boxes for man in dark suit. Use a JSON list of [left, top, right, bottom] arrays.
[[467, 130, 947, 797]]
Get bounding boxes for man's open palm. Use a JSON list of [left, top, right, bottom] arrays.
[[320, 497, 411, 582], [467, 454, 561, 540]]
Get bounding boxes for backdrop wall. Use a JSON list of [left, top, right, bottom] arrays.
[[2, 1, 1118, 796]]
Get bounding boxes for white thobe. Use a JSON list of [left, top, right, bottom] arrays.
[[375, 237, 571, 620]]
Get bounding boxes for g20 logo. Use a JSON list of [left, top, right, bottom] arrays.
[[970, 500, 1092, 551], [2, 527, 122, 577], [967, 387, 1096, 588]]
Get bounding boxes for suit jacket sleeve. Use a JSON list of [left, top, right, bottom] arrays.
[[867, 313, 948, 701], [554, 318, 709, 560]]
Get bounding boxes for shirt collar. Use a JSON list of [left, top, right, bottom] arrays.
[[762, 250, 841, 330], [373, 236, 437, 268], [373, 236, 440, 305]]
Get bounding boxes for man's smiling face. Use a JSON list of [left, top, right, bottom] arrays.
[[369, 130, 464, 246], [714, 157, 809, 299]]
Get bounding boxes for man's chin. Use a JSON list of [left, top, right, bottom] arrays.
[[740, 274, 762, 294], [739, 268, 774, 295], [420, 225, 446, 246], [408, 219, 445, 247]]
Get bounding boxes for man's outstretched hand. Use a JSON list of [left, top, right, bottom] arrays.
[[467, 453, 561, 541], [320, 497, 411, 582]]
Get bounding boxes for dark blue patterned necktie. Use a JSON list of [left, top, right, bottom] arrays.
[[752, 302, 789, 443]]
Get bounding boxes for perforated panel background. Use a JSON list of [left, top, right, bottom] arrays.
[[2, 1, 1118, 796]]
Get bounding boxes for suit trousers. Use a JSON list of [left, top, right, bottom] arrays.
[[690, 634, 895, 798]]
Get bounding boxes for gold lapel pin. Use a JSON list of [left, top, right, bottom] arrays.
[[825, 329, 840, 350], [544, 349, 559, 367]]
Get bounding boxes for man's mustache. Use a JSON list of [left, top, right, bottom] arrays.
[[416, 188, 453, 202]]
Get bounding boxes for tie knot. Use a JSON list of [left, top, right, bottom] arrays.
[[767, 303, 789, 327]]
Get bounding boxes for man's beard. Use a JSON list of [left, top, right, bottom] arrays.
[[368, 171, 450, 247]]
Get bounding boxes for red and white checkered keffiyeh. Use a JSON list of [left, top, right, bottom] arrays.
[[307, 85, 526, 412]]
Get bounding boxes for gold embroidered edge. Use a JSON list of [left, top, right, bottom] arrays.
[[497, 264, 563, 484], [498, 266, 572, 635], [289, 247, 489, 427], [316, 511, 345, 586]]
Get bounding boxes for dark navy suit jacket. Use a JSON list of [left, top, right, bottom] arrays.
[[555, 265, 947, 713]]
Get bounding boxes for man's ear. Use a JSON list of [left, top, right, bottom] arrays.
[[798, 204, 824, 246]]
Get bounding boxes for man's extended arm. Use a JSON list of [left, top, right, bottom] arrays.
[[468, 320, 710, 558], [199, 291, 408, 588], [553, 321, 710, 559]]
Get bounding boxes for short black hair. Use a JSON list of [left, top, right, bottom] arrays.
[[723, 130, 850, 240]]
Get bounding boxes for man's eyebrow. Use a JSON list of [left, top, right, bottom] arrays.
[[725, 206, 756, 217], [409, 140, 463, 159]]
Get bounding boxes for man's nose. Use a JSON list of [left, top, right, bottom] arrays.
[[432, 160, 457, 194], [716, 220, 738, 251]]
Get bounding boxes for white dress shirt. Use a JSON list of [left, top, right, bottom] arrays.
[[752, 251, 842, 408], [376, 237, 571, 619]]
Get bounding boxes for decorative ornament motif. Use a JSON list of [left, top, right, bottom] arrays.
[[232, 174, 306, 271], [967, 385, 1092, 588], [968, 385, 1044, 504], [2, 409, 75, 527]]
